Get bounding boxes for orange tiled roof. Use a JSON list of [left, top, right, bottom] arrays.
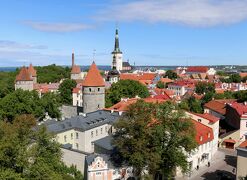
[[204, 99, 237, 115], [187, 66, 209, 73], [193, 113, 220, 123], [120, 74, 139, 81], [16, 67, 33, 81], [160, 77, 173, 84], [28, 64, 37, 76], [192, 119, 214, 145], [82, 62, 105, 87], [71, 65, 81, 74], [139, 73, 156, 81], [239, 73, 247, 78], [73, 88, 81, 93], [239, 140, 247, 148]]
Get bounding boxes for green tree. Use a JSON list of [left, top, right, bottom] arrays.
[[216, 71, 227, 76], [230, 74, 241, 83], [233, 90, 247, 102], [0, 89, 61, 121], [36, 64, 70, 83], [195, 82, 215, 95], [156, 81, 165, 89], [111, 100, 197, 179], [164, 70, 178, 80], [40, 92, 61, 118], [59, 79, 77, 105], [0, 114, 82, 179], [106, 80, 149, 107]]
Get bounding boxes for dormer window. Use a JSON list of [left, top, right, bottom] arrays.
[[198, 119, 201, 122], [208, 133, 211, 138]]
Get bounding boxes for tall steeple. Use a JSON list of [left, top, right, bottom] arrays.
[[112, 28, 122, 54], [112, 54, 117, 70], [111, 27, 123, 71], [72, 49, 75, 67]]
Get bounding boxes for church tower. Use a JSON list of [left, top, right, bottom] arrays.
[[112, 28, 123, 71], [82, 62, 105, 113]]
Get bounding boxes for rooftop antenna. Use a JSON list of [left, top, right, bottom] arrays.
[[93, 49, 96, 61]]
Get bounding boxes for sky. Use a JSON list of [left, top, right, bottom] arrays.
[[0, 0, 247, 66]]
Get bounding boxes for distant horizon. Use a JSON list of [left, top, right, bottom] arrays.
[[1, 1, 247, 66]]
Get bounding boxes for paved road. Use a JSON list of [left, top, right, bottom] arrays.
[[189, 148, 237, 180]]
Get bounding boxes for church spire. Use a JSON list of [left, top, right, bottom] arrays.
[[112, 28, 122, 54]]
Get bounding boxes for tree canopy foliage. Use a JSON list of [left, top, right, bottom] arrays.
[[220, 74, 242, 83], [36, 64, 70, 83], [164, 70, 178, 80], [58, 79, 77, 105], [0, 89, 61, 121], [156, 81, 165, 89], [111, 101, 197, 179], [105, 80, 150, 107], [0, 114, 83, 179], [195, 82, 215, 95], [0, 71, 17, 98]]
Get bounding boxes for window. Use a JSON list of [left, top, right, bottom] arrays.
[[91, 131, 93, 138], [246, 122, 247, 128], [105, 126, 108, 133], [95, 172, 101, 176], [76, 132, 79, 139], [200, 136, 203, 142], [98, 104, 100, 109], [98, 88, 100, 92], [71, 133, 73, 140], [89, 88, 91, 92], [76, 143, 79, 149], [101, 128, 103, 134], [198, 119, 201, 122], [96, 130, 98, 136], [64, 135, 67, 142]]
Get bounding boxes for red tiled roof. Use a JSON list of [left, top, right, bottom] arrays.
[[229, 102, 247, 117], [204, 99, 237, 115], [139, 73, 156, 81], [16, 67, 33, 81], [73, 88, 81, 93], [239, 73, 247, 78], [120, 74, 139, 81], [160, 77, 173, 84], [106, 97, 167, 112], [71, 65, 81, 74], [187, 66, 209, 73], [239, 140, 247, 148], [28, 64, 37, 76], [194, 113, 220, 123], [82, 62, 105, 87], [192, 119, 214, 145], [223, 139, 236, 144]]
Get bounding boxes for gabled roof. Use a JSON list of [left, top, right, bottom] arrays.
[[82, 62, 105, 87], [239, 140, 247, 148], [28, 64, 37, 77], [204, 99, 237, 115], [228, 102, 247, 118], [71, 65, 81, 74], [16, 67, 33, 81], [191, 119, 214, 145], [193, 113, 220, 123]]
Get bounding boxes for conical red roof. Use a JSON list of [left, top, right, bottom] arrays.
[[16, 67, 33, 81], [28, 64, 37, 76], [82, 62, 105, 87]]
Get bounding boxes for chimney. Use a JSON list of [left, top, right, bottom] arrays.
[[244, 102, 247, 106], [72, 49, 75, 67]]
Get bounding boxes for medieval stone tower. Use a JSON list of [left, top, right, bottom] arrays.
[[82, 62, 105, 113]]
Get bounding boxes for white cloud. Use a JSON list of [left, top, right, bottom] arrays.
[[0, 40, 47, 50], [96, 0, 247, 27], [23, 21, 93, 32]]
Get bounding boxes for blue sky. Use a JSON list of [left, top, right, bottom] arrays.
[[0, 0, 247, 66]]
